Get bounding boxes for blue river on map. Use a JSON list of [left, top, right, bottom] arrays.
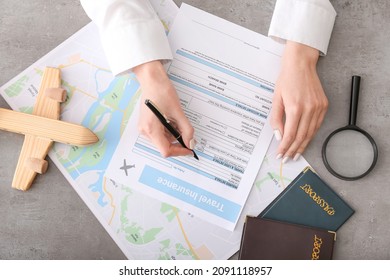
[[62, 70, 139, 206]]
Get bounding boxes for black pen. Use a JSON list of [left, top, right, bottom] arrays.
[[144, 99, 199, 160]]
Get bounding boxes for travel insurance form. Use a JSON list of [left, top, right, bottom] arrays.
[[106, 4, 284, 230]]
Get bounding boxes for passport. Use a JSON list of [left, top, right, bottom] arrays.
[[239, 216, 336, 260], [259, 167, 354, 231]]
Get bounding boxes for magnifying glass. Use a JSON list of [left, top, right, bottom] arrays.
[[322, 75, 378, 181]]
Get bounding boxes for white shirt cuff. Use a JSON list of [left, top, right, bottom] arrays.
[[100, 17, 172, 76], [268, 0, 336, 55], [80, 0, 172, 76]]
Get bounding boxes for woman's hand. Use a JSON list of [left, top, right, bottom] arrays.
[[271, 41, 328, 163], [133, 60, 194, 158]]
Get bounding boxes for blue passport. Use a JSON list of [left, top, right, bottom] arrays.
[[259, 167, 354, 231]]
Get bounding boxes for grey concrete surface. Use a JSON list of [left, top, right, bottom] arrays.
[[0, 0, 389, 259]]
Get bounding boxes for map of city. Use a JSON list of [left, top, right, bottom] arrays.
[[0, 0, 309, 259]]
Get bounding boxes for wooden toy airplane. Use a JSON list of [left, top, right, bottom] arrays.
[[0, 67, 98, 191]]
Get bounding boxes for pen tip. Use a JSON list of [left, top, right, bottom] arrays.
[[193, 150, 199, 160]]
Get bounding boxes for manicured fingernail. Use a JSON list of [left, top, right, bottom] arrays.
[[189, 138, 196, 150], [293, 153, 301, 161], [274, 130, 282, 141], [282, 156, 290, 164], [276, 153, 283, 160]]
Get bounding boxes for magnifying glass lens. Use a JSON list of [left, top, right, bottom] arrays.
[[324, 130, 375, 178]]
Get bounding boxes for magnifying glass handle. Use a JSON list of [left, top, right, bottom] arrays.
[[349, 75, 361, 126]]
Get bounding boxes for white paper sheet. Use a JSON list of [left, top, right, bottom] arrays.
[[106, 4, 284, 231]]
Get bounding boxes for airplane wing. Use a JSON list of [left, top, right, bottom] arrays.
[[12, 135, 52, 191], [33, 67, 64, 119]]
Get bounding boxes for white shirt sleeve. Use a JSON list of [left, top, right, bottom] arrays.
[[268, 0, 336, 55], [80, 0, 172, 76]]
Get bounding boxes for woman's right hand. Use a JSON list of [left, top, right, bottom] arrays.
[[133, 60, 195, 158]]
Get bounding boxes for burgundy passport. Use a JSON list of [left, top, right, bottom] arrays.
[[239, 216, 336, 260]]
